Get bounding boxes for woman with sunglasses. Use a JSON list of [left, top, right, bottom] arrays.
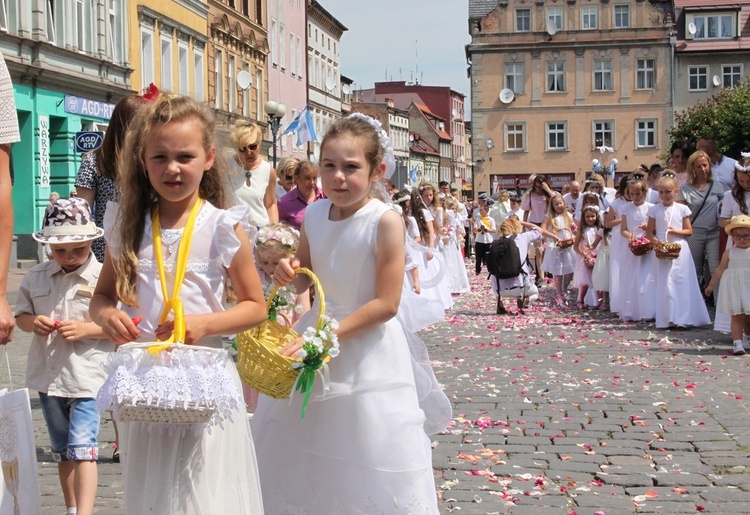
[[229, 120, 279, 226]]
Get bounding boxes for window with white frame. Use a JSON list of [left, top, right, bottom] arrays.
[[505, 122, 526, 152], [516, 9, 531, 32], [636, 59, 655, 89], [107, 0, 123, 64], [636, 119, 657, 148], [723, 64, 742, 88], [270, 19, 277, 65], [593, 60, 612, 91], [505, 62, 525, 94], [160, 33, 173, 90], [581, 5, 598, 29], [140, 24, 155, 89], [546, 121, 567, 151], [547, 61, 565, 92], [547, 6, 563, 30], [296, 35, 302, 76], [46, 0, 57, 45], [242, 62, 250, 116], [178, 41, 189, 95], [256, 69, 262, 119], [688, 66, 707, 91], [75, 0, 88, 52], [614, 5, 630, 28], [279, 23, 285, 69], [593, 120, 614, 148], [692, 14, 734, 39], [228, 55, 235, 112], [214, 49, 223, 109], [289, 32, 295, 75], [194, 45, 205, 101]]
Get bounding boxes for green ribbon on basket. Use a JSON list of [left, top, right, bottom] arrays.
[[293, 353, 325, 419]]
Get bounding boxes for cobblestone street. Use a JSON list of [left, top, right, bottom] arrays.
[[8, 268, 750, 514]]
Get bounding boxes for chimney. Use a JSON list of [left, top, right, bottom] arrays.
[[386, 97, 395, 108]]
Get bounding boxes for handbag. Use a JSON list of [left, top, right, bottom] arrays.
[[0, 350, 41, 515]]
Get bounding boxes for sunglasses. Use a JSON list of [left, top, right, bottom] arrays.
[[284, 175, 294, 180], [239, 144, 258, 152]]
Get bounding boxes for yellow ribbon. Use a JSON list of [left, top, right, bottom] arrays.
[[148, 198, 202, 354], [480, 216, 493, 231]]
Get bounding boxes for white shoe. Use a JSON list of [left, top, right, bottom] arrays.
[[733, 341, 746, 356]]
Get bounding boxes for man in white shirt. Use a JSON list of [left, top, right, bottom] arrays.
[[697, 137, 737, 191], [562, 181, 581, 214]]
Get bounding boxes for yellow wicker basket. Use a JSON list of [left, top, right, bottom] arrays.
[[236, 268, 326, 399]]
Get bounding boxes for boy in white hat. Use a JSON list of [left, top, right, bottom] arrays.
[[14, 198, 112, 515]]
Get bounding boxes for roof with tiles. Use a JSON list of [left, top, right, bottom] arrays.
[[414, 103, 452, 140], [469, 0, 499, 20], [409, 133, 439, 156], [675, 0, 750, 52]]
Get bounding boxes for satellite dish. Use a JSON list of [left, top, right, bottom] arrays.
[[409, 134, 414, 142], [451, 108, 458, 117], [592, 159, 600, 167], [712, 75, 722, 87], [342, 84, 351, 95], [325, 77, 336, 91], [546, 19, 558, 36], [236, 70, 253, 90], [688, 22, 697, 35], [499, 88, 515, 104], [486, 138, 495, 150], [438, 122, 445, 130], [611, 158, 618, 166]]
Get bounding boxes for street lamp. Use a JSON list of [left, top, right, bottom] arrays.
[[264, 100, 286, 168]]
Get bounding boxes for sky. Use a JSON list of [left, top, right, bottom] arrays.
[[320, 1, 471, 97]]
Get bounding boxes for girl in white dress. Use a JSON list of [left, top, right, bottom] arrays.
[[90, 94, 267, 513], [442, 195, 470, 293], [252, 113, 448, 513], [646, 176, 711, 329], [604, 176, 631, 314], [619, 178, 656, 321], [573, 205, 603, 309], [541, 194, 576, 305], [706, 215, 750, 355]]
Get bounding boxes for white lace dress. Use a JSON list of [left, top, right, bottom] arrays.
[[104, 201, 263, 514], [442, 208, 470, 294], [252, 199, 442, 514]]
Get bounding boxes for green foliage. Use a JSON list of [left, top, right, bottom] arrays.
[[669, 78, 750, 159]]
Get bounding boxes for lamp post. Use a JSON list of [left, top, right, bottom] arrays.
[[264, 100, 286, 168]]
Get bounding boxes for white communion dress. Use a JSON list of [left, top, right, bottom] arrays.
[[103, 201, 263, 514], [252, 199, 445, 514], [717, 245, 750, 315]]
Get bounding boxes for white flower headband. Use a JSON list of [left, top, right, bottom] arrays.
[[256, 225, 300, 250], [349, 113, 396, 179], [735, 153, 750, 172], [582, 204, 600, 213], [392, 194, 410, 205]]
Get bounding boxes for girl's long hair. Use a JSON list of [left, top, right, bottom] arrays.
[[409, 189, 430, 241], [114, 93, 226, 306], [95, 95, 148, 181], [732, 158, 750, 215], [547, 193, 573, 235]]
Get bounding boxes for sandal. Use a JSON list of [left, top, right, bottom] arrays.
[[112, 443, 120, 463]]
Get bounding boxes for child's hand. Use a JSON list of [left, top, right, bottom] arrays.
[[704, 285, 714, 297], [155, 315, 208, 345], [279, 336, 304, 358], [33, 315, 57, 337], [101, 310, 140, 346], [274, 258, 299, 287], [56, 320, 88, 342]]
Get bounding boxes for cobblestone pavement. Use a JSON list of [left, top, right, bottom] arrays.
[[8, 268, 750, 514]]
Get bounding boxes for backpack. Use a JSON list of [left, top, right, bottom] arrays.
[[487, 234, 525, 279]]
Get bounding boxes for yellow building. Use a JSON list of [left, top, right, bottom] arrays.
[[468, 0, 673, 194], [127, 1, 210, 100]]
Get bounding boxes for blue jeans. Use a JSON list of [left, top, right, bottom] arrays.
[[38, 393, 100, 462]]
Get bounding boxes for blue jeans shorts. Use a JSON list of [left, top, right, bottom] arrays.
[[38, 393, 100, 462]]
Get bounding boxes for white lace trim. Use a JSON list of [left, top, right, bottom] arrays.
[[96, 345, 242, 435], [138, 258, 218, 274]]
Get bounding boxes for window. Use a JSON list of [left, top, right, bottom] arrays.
[[279, 23, 285, 69], [636, 119, 657, 148], [688, 66, 707, 91], [270, 19, 277, 64], [214, 49, 223, 109], [723, 64, 743, 88], [546, 62, 565, 92], [516, 9, 531, 32], [547, 6, 563, 30], [505, 123, 526, 152], [546, 122, 567, 151], [140, 25, 154, 89], [194, 45, 204, 101], [614, 5, 630, 28], [256, 69, 263, 119], [296, 35, 302, 76], [289, 32, 296, 75], [692, 14, 734, 39], [242, 63, 250, 116], [581, 5, 598, 30], [636, 59, 655, 89], [107, 0, 123, 64], [178, 41, 189, 95], [505, 62, 525, 94], [160, 34, 172, 90], [228, 55, 235, 112], [46, 0, 57, 45], [593, 60, 612, 91], [593, 120, 613, 148], [75, 0, 90, 52]]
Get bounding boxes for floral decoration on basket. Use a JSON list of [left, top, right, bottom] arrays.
[[236, 268, 339, 418], [654, 241, 681, 260], [558, 238, 574, 249], [584, 250, 598, 268], [628, 236, 653, 256]]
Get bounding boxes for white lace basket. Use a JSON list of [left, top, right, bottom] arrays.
[[96, 342, 242, 431]]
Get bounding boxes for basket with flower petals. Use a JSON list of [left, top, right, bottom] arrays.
[[654, 241, 682, 260], [628, 236, 653, 256]]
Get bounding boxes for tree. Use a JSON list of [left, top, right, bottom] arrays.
[[669, 78, 750, 159]]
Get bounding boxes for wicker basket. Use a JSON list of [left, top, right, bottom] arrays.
[[236, 268, 326, 399], [628, 239, 653, 257], [654, 241, 682, 260]]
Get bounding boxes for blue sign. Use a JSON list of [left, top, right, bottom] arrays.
[[75, 131, 104, 153], [64, 95, 116, 120]]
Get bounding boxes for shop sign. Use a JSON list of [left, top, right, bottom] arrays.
[[64, 95, 116, 120], [39, 115, 50, 188], [549, 174, 575, 188], [75, 131, 104, 153]]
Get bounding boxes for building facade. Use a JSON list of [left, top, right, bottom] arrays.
[[467, 0, 673, 196], [1, 0, 131, 251], [350, 101, 410, 187]]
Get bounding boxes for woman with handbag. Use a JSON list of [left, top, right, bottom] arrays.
[[678, 150, 727, 302]]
